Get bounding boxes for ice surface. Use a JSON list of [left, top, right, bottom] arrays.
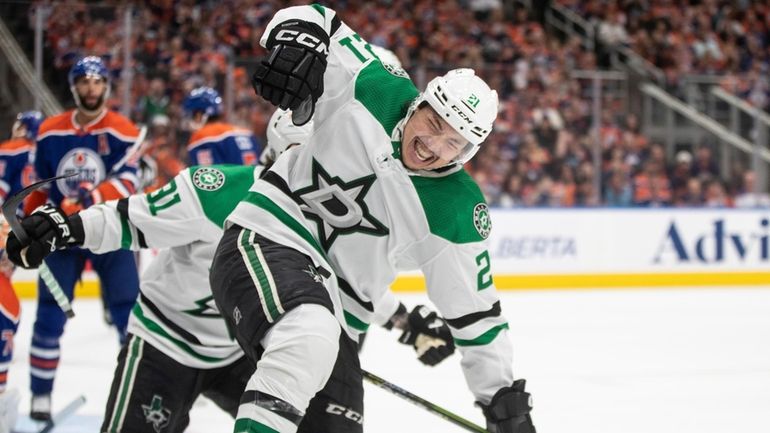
[[8, 287, 770, 432]]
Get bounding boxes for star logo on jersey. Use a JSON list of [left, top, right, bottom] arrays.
[[192, 167, 225, 191], [296, 159, 388, 250], [142, 395, 171, 433], [473, 203, 491, 239], [302, 265, 324, 283], [182, 295, 221, 318], [382, 62, 410, 79]]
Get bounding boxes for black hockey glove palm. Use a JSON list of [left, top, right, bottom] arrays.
[[479, 380, 536, 433], [6, 205, 84, 269], [252, 19, 329, 126], [397, 305, 455, 366]]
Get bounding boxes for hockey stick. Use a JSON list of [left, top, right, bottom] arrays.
[[361, 369, 489, 433], [106, 124, 148, 177], [1, 175, 76, 318], [37, 394, 87, 433], [81, 124, 149, 201]]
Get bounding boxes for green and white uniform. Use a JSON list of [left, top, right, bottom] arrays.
[[227, 4, 512, 404], [80, 165, 262, 368]]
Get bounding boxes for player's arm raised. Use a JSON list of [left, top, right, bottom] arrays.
[[253, 4, 378, 127]]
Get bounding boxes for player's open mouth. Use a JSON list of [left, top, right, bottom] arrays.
[[414, 138, 436, 163]]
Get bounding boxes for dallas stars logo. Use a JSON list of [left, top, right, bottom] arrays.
[[473, 203, 491, 239], [303, 265, 324, 283], [192, 167, 225, 191], [182, 295, 221, 318], [142, 395, 171, 433], [296, 159, 388, 250]]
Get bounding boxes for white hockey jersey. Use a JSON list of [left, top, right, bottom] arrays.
[[79, 165, 262, 368], [226, 5, 513, 403]]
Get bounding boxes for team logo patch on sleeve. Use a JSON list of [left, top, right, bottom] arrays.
[[382, 63, 410, 79], [192, 167, 225, 191], [473, 203, 491, 239]]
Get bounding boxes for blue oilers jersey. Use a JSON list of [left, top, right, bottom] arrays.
[[187, 122, 261, 166], [35, 110, 141, 205], [0, 138, 34, 207]]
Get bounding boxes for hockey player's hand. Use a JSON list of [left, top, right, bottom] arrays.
[[398, 305, 455, 366], [478, 380, 536, 433], [252, 19, 329, 126], [6, 205, 84, 269], [60, 181, 95, 216]]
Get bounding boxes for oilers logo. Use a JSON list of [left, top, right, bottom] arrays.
[[56, 148, 105, 196]]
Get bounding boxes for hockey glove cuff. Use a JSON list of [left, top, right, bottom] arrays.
[[478, 380, 536, 433], [383, 302, 408, 330]]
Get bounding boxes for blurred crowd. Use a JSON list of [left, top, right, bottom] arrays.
[[558, 0, 770, 111], [19, 0, 770, 208]]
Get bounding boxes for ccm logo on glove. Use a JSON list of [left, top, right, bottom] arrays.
[[274, 28, 328, 54]]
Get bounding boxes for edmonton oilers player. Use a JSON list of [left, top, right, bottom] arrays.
[[23, 56, 141, 420], [0, 111, 41, 433], [184, 86, 262, 166]]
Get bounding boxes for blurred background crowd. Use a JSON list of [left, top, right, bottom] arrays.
[[3, 0, 770, 208]]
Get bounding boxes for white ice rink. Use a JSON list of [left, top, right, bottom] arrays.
[[8, 287, 770, 433]]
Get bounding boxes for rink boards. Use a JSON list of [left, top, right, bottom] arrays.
[[11, 208, 770, 297]]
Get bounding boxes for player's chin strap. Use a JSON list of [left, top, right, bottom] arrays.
[[2, 174, 77, 318]]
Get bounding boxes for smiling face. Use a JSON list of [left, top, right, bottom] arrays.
[[401, 104, 469, 170]]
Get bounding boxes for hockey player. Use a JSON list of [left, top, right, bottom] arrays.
[[184, 86, 262, 166], [209, 5, 534, 433], [5, 108, 454, 432], [22, 56, 142, 421], [0, 111, 39, 207], [0, 111, 40, 433]]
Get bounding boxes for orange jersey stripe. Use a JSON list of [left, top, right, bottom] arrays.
[[22, 189, 48, 216], [188, 122, 251, 149], [37, 111, 73, 137], [94, 179, 135, 202], [0, 137, 34, 153], [38, 110, 140, 141], [0, 274, 19, 321], [30, 358, 58, 369]]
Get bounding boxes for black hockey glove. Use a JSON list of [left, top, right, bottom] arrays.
[[478, 380, 536, 433], [397, 305, 455, 366], [6, 205, 84, 269], [252, 19, 329, 126]]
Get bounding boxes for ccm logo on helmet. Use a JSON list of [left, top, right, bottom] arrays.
[[275, 29, 329, 55], [451, 105, 474, 124]]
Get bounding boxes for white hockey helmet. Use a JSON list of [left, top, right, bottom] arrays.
[[410, 68, 498, 165], [262, 109, 313, 165]]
